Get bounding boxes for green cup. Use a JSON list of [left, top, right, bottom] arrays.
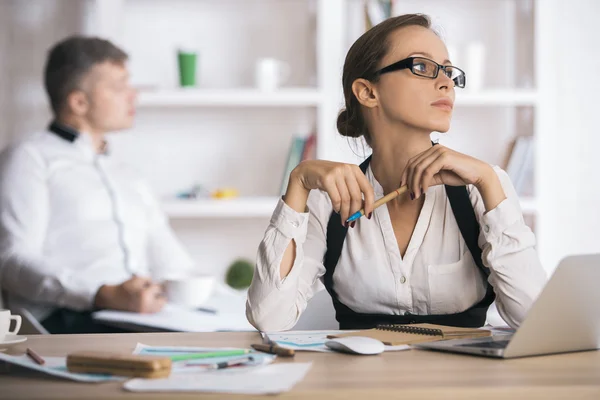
[[177, 50, 197, 87]]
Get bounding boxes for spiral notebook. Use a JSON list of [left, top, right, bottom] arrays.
[[327, 323, 491, 346]]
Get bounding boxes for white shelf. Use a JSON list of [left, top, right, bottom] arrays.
[[137, 88, 323, 107], [163, 197, 280, 218], [163, 196, 537, 218], [456, 90, 539, 106], [520, 197, 537, 214]]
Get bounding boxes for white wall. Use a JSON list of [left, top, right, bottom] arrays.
[[0, 0, 86, 144], [537, 0, 600, 270]]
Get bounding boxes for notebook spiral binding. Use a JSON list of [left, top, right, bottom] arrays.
[[376, 324, 444, 336]]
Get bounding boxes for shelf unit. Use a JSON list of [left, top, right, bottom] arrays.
[[163, 197, 280, 219], [134, 88, 537, 108], [87, 0, 548, 274], [136, 88, 324, 108], [162, 196, 537, 219]]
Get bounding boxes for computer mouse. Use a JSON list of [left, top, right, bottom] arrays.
[[325, 336, 385, 355]]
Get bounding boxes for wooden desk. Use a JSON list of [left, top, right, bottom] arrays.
[[1, 332, 599, 399]]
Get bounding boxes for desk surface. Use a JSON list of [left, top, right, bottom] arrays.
[[1, 332, 600, 399]]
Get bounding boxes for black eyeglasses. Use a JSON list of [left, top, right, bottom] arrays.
[[372, 56, 466, 88]]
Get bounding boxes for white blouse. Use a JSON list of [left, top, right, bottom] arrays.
[[246, 165, 547, 331]]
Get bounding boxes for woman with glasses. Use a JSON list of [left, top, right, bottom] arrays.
[[246, 14, 546, 331]]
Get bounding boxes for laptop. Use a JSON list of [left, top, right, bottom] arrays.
[[414, 254, 600, 358]]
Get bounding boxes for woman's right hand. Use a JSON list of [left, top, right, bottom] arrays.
[[286, 160, 375, 226]]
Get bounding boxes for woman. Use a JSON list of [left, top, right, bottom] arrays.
[[246, 14, 546, 331]]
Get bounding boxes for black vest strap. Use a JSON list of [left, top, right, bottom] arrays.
[[323, 155, 495, 330]]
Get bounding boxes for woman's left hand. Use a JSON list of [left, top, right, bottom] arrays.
[[401, 145, 495, 199]]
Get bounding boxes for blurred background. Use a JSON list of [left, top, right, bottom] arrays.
[[0, 0, 598, 288]]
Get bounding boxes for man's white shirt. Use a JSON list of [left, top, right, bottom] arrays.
[[0, 124, 194, 320]]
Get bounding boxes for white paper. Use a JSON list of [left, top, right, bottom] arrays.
[[92, 291, 255, 332], [132, 343, 276, 373], [266, 330, 411, 352], [123, 363, 312, 395], [0, 353, 123, 382]]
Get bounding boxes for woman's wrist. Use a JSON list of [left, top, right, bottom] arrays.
[[475, 165, 506, 212], [284, 168, 310, 213]]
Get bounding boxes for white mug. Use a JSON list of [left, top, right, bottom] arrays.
[[164, 276, 216, 308], [255, 58, 291, 91], [0, 309, 22, 341]]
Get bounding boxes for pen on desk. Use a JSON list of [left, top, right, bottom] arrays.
[[202, 356, 254, 370], [170, 349, 250, 362], [251, 344, 295, 357], [26, 348, 45, 365], [346, 185, 409, 223], [195, 307, 217, 314]]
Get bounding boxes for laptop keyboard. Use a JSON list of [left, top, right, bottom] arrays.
[[457, 340, 510, 349]]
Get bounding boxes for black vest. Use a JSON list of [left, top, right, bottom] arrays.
[[322, 156, 495, 330]]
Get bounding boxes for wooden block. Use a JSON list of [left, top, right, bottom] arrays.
[[66, 351, 171, 379]]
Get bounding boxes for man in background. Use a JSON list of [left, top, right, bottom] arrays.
[[0, 36, 195, 333]]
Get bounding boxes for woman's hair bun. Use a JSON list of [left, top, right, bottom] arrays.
[[336, 108, 364, 139]]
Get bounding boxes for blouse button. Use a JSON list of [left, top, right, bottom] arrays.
[[484, 224, 490, 233], [291, 221, 299, 228], [400, 276, 407, 284]]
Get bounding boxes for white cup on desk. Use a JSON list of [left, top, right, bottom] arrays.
[[164, 276, 216, 309], [0, 309, 22, 341], [255, 58, 290, 91]]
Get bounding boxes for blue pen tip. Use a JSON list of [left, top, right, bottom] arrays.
[[346, 212, 360, 223]]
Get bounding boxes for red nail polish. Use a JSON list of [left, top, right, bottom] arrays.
[[344, 221, 349, 228], [368, 212, 372, 219], [351, 221, 356, 228], [410, 192, 415, 200]]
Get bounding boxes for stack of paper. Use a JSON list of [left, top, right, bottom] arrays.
[[133, 343, 275, 373], [0, 343, 312, 395], [93, 303, 254, 332], [92, 287, 254, 332], [126, 343, 311, 395]]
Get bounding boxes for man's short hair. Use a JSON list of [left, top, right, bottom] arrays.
[[44, 36, 128, 116]]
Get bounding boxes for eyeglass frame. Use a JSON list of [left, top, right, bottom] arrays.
[[370, 56, 466, 88]]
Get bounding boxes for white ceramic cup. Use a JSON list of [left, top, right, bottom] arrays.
[[0, 309, 22, 342], [164, 276, 216, 308], [255, 58, 291, 91]]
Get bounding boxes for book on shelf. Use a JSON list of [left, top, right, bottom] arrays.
[[504, 136, 534, 197], [279, 134, 316, 196], [364, 0, 394, 30]]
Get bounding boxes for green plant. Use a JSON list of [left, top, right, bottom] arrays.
[[225, 259, 254, 290]]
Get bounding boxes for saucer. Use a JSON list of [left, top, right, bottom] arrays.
[[0, 335, 27, 346]]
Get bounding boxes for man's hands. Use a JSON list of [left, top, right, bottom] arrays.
[[94, 275, 166, 313]]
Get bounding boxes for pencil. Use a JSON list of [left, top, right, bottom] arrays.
[[346, 185, 409, 223], [251, 343, 295, 357], [26, 348, 45, 365]]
